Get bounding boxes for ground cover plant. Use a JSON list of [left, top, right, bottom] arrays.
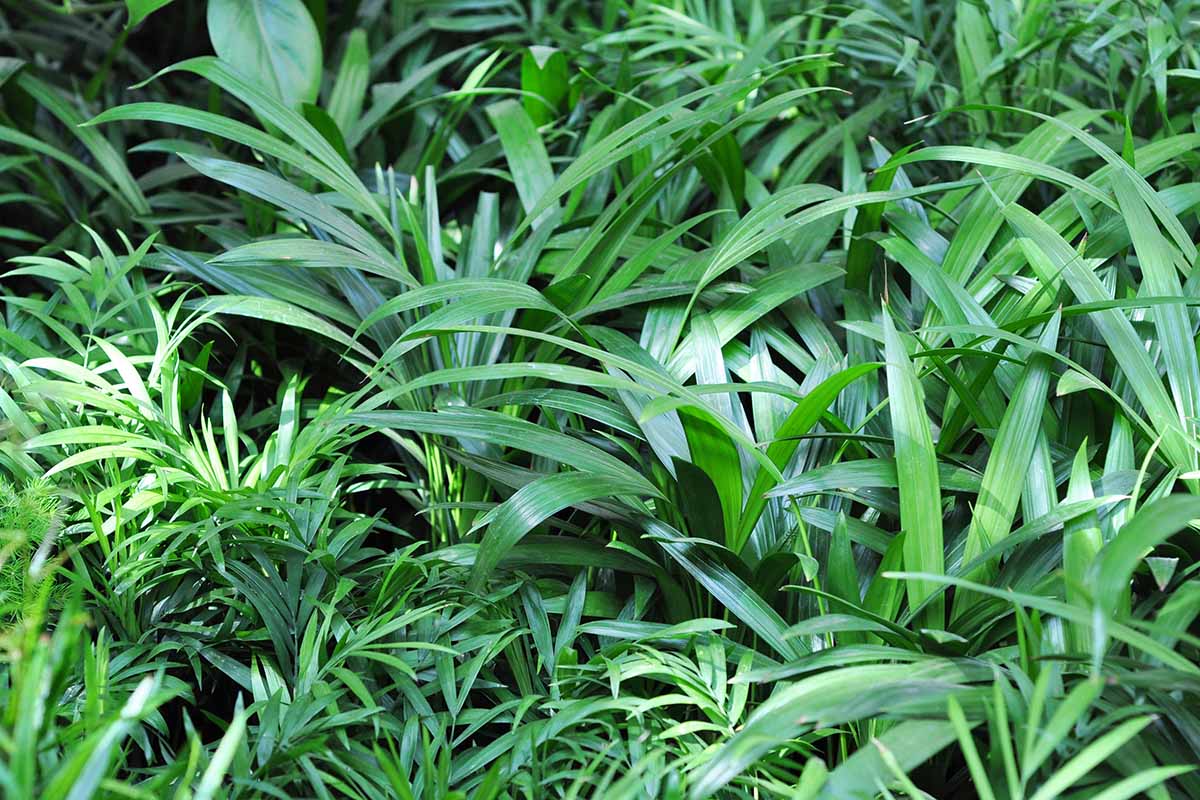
[[2, 0, 1200, 797]]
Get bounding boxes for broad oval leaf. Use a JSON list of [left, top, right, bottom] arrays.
[[207, 0, 322, 109]]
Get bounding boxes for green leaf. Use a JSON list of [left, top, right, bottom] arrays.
[[883, 307, 945, 628], [1022, 677, 1103, 780], [207, 0, 322, 109], [679, 407, 742, 549], [957, 309, 1060, 600], [1062, 441, 1102, 652], [469, 471, 657, 590], [1028, 717, 1156, 800], [1110, 173, 1200, 459], [1089, 495, 1200, 658], [0, 57, 23, 89], [126, 0, 175, 27], [486, 99, 556, 227], [195, 710, 247, 800], [891, 571, 1200, 674], [1005, 193, 1188, 472], [521, 46, 568, 126], [828, 514, 864, 645], [301, 102, 351, 165], [15, 74, 149, 216], [128, 56, 383, 223], [179, 155, 391, 263], [736, 363, 882, 551], [948, 696, 995, 800], [645, 518, 797, 660], [1085, 767, 1198, 800], [328, 29, 368, 137], [346, 408, 658, 496], [693, 663, 972, 798], [185, 294, 373, 358], [674, 458, 727, 545]]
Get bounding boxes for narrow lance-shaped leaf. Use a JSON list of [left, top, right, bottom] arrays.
[[1110, 172, 1199, 470], [1004, 203, 1189, 471], [469, 472, 657, 590], [644, 518, 798, 661], [828, 513, 864, 645], [486, 99, 556, 228], [328, 29, 369, 138], [735, 363, 882, 552], [692, 663, 976, 799], [956, 308, 1060, 617], [1062, 441, 1102, 653], [883, 307, 945, 629]]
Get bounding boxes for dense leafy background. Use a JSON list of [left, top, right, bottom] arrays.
[[2, 0, 1200, 797]]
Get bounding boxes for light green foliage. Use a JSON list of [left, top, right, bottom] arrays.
[[0, 478, 60, 620], [1, 1, 1199, 798]]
